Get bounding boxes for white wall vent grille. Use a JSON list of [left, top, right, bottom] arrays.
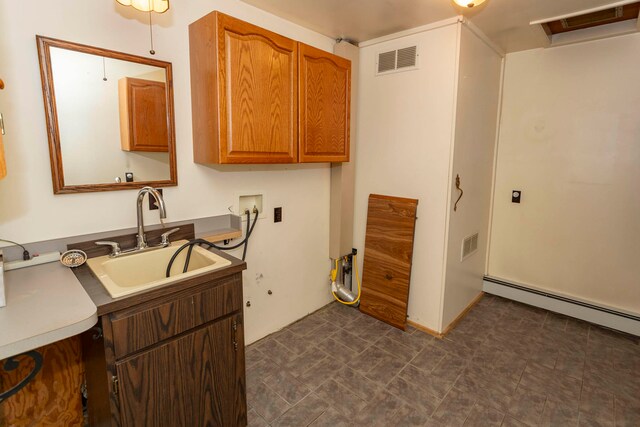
[[396, 46, 417, 69], [377, 50, 397, 73], [461, 233, 479, 261], [376, 45, 418, 75]]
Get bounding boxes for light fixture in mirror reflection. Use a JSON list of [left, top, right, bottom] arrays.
[[37, 36, 177, 194]]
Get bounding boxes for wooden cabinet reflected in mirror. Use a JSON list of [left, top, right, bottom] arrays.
[[36, 36, 177, 194]]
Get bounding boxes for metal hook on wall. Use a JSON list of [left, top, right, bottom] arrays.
[[454, 174, 464, 212]]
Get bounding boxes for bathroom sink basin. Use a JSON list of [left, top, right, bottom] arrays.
[[87, 240, 232, 298]]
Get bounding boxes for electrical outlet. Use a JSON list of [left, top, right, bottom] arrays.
[[511, 190, 521, 203], [149, 188, 163, 210], [274, 207, 282, 223]]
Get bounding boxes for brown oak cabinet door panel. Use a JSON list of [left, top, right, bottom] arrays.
[[298, 43, 351, 163], [360, 194, 418, 330], [119, 78, 169, 152], [189, 11, 297, 164]]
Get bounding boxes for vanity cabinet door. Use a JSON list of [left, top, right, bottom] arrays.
[[115, 314, 246, 427], [190, 11, 298, 164], [298, 43, 351, 163]]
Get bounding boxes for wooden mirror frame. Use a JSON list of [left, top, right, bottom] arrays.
[[36, 35, 178, 194]]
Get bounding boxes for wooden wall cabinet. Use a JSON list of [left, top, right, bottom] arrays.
[[189, 11, 351, 164], [298, 43, 351, 163], [190, 12, 298, 164], [83, 273, 247, 427], [118, 77, 169, 152]]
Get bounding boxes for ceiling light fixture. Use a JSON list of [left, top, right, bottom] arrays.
[[115, 0, 169, 13], [453, 0, 486, 8]]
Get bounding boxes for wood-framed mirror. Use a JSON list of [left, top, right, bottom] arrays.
[[36, 36, 177, 194]]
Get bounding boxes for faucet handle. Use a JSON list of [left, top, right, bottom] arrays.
[[95, 241, 121, 257], [160, 228, 180, 246]]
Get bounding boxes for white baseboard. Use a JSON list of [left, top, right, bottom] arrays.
[[483, 276, 640, 337]]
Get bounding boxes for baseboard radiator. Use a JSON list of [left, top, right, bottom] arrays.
[[483, 276, 640, 337]]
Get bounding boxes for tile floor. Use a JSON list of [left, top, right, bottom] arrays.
[[245, 294, 640, 426]]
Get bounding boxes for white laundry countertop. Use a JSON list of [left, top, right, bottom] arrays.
[[0, 261, 97, 360]]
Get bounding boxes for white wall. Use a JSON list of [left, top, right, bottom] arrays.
[[0, 0, 336, 343], [488, 33, 640, 315], [441, 25, 503, 328], [354, 24, 459, 331]]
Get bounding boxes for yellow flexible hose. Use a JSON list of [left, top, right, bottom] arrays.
[[331, 254, 361, 305]]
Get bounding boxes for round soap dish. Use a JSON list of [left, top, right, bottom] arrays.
[[60, 249, 87, 268]]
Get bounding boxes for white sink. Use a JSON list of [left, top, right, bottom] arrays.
[[87, 240, 232, 298]]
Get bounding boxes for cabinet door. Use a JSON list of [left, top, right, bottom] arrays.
[[115, 315, 246, 427], [190, 12, 298, 164], [298, 43, 351, 163], [119, 77, 169, 152]]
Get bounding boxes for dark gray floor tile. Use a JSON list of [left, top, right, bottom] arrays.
[[247, 358, 283, 385], [297, 356, 338, 389], [390, 404, 431, 426], [334, 366, 382, 401], [374, 335, 419, 363], [249, 382, 292, 423], [272, 393, 328, 427], [432, 353, 469, 384], [314, 337, 358, 364], [365, 357, 406, 385], [431, 388, 477, 425], [248, 407, 270, 427], [286, 314, 328, 336], [257, 337, 298, 366], [614, 397, 640, 427], [463, 402, 505, 426], [306, 325, 335, 342], [555, 351, 585, 380], [263, 369, 311, 405], [387, 375, 440, 414], [246, 346, 267, 368], [314, 378, 368, 416], [351, 390, 406, 427], [540, 400, 579, 427], [577, 412, 614, 427], [543, 312, 569, 332], [507, 387, 546, 426], [400, 363, 456, 399], [273, 329, 315, 355], [501, 416, 530, 427], [283, 348, 328, 378], [386, 327, 434, 351], [347, 344, 394, 374], [579, 385, 614, 423], [331, 329, 371, 353], [431, 337, 476, 360], [411, 344, 448, 373], [308, 407, 351, 427]]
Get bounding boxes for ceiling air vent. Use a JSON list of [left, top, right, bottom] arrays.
[[376, 45, 418, 75], [540, 2, 640, 35]]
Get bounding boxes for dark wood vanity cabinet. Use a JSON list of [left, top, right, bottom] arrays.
[[83, 272, 247, 427]]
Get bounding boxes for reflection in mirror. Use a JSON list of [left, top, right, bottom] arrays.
[[37, 36, 177, 194]]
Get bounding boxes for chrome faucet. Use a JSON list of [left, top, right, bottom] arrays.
[[136, 186, 166, 250], [95, 186, 180, 257]]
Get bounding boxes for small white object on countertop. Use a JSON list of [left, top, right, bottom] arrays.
[[0, 260, 97, 360]]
